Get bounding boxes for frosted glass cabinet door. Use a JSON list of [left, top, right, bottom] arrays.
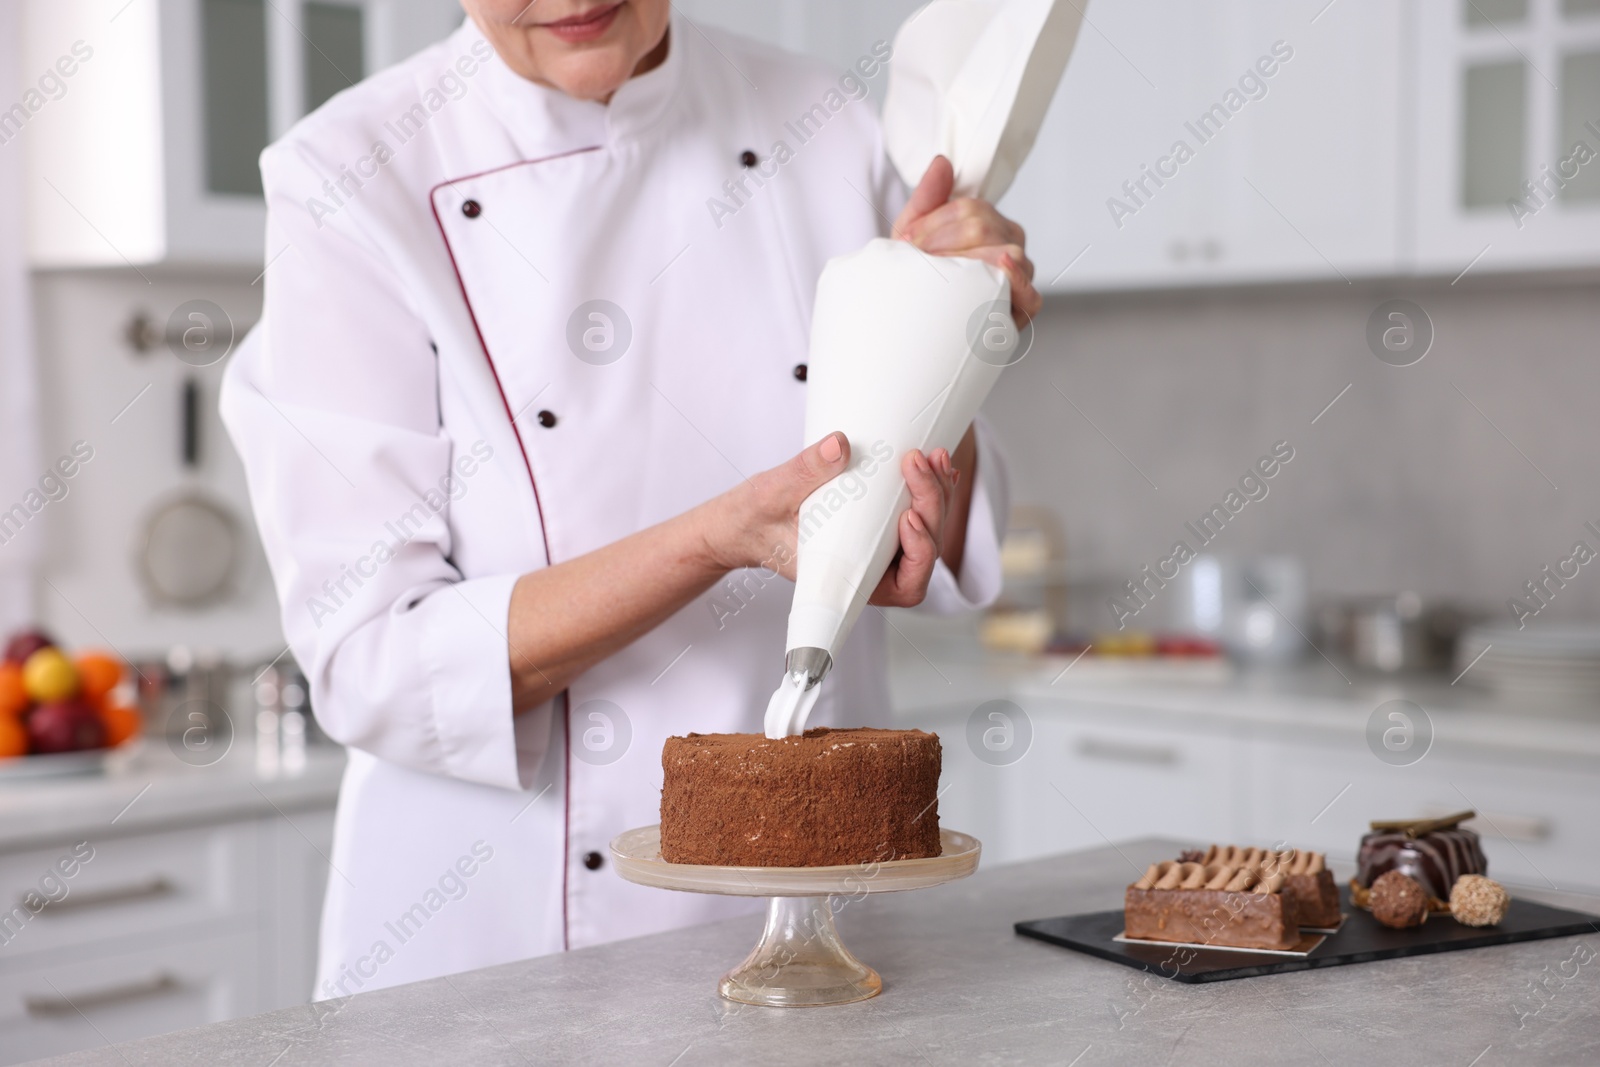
[[201, 0, 271, 198], [160, 0, 276, 263], [304, 1, 367, 114], [1412, 0, 1600, 274]]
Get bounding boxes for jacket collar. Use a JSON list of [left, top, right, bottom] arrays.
[[469, 15, 686, 158]]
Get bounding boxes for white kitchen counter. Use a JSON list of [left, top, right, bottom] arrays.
[[0, 742, 345, 853], [882, 619, 1600, 892], [886, 637, 1600, 766], [0, 742, 346, 1062]]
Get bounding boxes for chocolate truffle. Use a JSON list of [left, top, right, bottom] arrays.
[[1370, 870, 1430, 929], [1450, 874, 1510, 927]]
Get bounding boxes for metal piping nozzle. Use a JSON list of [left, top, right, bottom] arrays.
[[784, 647, 833, 690]]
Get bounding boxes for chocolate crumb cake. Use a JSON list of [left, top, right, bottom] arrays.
[[1125, 861, 1300, 951], [659, 728, 942, 867]]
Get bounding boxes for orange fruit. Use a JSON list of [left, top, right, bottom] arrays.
[[23, 648, 78, 702], [75, 652, 123, 701], [0, 715, 26, 758], [99, 703, 142, 748], [0, 664, 27, 719]]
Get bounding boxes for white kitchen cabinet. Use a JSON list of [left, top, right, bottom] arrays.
[[1198, 0, 1405, 282], [711, 0, 1600, 287], [0, 821, 261, 962], [930, 699, 1249, 867], [1246, 727, 1600, 893], [0, 809, 333, 1066], [675, 0, 923, 80], [262, 806, 336, 1008], [1412, 0, 1600, 274], [998, 0, 1207, 290], [22, 0, 462, 269], [922, 689, 1600, 893], [0, 931, 260, 1064], [1003, 0, 1407, 290]]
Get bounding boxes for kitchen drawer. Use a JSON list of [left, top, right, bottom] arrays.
[[982, 704, 1248, 865], [262, 808, 336, 1010], [0, 930, 258, 1065], [0, 821, 261, 961], [1247, 736, 1600, 893]]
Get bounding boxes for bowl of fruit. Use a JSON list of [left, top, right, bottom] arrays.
[[0, 628, 143, 779]]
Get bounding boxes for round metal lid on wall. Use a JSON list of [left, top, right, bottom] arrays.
[[136, 493, 242, 609]]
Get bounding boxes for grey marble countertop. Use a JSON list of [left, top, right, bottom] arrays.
[[27, 838, 1600, 1066], [0, 743, 345, 851]]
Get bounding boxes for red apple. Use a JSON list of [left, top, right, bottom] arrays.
[[27, 699, 105, 754], [4, 629, 56, 667]]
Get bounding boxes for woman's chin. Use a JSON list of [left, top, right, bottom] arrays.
[[543, 54, 639, 101]]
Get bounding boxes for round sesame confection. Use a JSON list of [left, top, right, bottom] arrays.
[[1449, 874, 1510, 927]]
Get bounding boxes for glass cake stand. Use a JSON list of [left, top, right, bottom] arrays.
[[610, 825, 980, 1007]]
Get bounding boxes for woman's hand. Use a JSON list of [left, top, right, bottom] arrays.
[[704, 432, 962, 608], [893, 155, 1042, 325], [507, 429, 973, 710], [866, 445, 960, 607]]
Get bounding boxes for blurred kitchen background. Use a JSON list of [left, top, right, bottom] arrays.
[[2, 0, 1599, 1060]]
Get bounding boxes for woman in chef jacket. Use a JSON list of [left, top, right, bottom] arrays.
[[222, 0, 1039, 999]]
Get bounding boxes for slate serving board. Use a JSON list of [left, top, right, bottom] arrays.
[[1015, 887, 1600, 983]]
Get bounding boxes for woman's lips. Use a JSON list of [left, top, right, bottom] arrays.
[[538, 2, 623, 43]]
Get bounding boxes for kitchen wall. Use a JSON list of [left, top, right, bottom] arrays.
[[26, 266, 1600, 661], [984, 271, 1600, 631], [27, 270, 279, 663]]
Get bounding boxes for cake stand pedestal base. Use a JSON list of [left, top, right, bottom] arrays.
[[719, 896, 881, 1007], [610, 825, 980, 1009]]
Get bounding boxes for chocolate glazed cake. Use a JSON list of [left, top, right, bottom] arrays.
[[659, 728, 942, 867], [1353, 811, 1486, 909]]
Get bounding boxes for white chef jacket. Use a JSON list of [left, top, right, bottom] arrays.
[[221, 17, 1009, 1000]]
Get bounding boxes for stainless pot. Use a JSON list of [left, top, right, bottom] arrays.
[[1318, 594, 1472, 673]]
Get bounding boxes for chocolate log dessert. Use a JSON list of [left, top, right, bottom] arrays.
[[659, 728, 941, 867], [1179, 844, 1342, 928], [1125, 861, 1300, 951], [1353, 811, 1486, 910]]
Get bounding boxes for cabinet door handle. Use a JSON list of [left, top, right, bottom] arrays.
[[1461, 811, 1551, 843], [30, 876, 175, 915], [1075, 737, 1179, 766], [23, 972, 181, 1016]]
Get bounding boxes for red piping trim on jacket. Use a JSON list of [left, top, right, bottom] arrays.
[[429, 145, 602, 953]]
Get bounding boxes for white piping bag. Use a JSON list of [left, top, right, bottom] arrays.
[[883, 0, 1086, 202], [767, 0, 1085, 738]]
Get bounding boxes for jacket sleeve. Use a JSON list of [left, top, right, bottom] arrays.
[[916, 414, 1010, 615], [220, 139, 548, 792]]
